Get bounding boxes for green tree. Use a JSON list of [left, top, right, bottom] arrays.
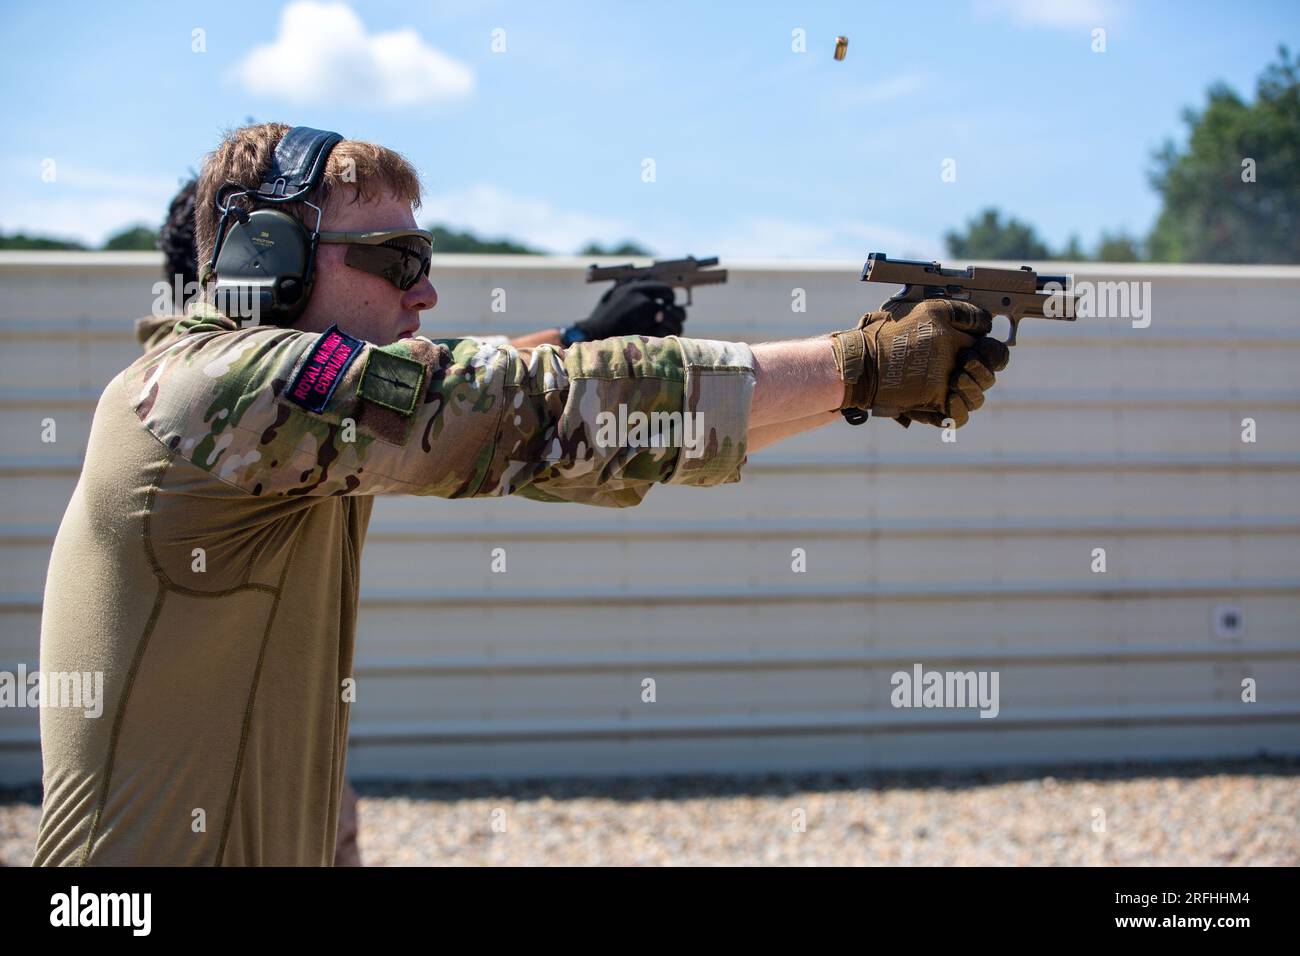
[[0, 230, 87, 250], [1094, 231, 1143, 262], [944, 208, 1051, 260], [103, 224, 158, 251], [1147, 45, 1300, 263], [425, 224, 541, 254], [579, 240, 652, 257], [1056, 234, 1089, 261]]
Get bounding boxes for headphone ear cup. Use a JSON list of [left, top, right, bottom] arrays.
[[212, 208, 315, 324]]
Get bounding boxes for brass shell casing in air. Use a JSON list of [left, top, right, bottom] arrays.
[[834, 36, 848, 60]]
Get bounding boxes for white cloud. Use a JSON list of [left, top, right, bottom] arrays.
[[231, 1, 475, 108], [700, 218, 941, 262], [0, 195, 168, 247], [0, 160, 180, 246], [828, 73, 929, 109], [421, 184, 633, 254], [419, 184, 941, 261], [975, 0, 1113, 29], [0, 159, 940, 260]]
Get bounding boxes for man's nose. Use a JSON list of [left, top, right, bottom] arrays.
[[403, 275, 437, 312]]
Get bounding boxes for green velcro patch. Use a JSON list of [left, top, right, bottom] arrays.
[[359, 347, 427, 416]]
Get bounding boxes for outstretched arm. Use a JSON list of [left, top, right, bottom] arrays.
[[749, 337, 842, 427], [748, 410, 839, 453]]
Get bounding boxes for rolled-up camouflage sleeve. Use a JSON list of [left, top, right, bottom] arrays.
[[123, 319, 755, 507]]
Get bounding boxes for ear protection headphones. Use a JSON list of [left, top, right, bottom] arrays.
[[203, 127, 344, 326]]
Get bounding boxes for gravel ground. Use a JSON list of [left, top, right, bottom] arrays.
[[3, 756, 1296, 866]]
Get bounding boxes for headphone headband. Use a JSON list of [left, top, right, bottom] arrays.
[[256, 127, 344, 203]]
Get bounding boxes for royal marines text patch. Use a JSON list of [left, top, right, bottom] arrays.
[[286, 325, 364, 413]]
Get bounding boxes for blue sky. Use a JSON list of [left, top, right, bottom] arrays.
[[1, 0, 1295, 259]]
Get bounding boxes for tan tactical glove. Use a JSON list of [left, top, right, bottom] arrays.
[[830, 298, 1010, 428]]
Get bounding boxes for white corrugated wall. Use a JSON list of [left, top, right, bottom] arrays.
[[1, 252, 1297, 783]]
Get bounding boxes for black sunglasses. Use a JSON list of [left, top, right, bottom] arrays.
[[319, 229, 434, 291]]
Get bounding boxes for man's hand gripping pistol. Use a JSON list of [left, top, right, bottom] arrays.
[[830, 253, 1079, 428]]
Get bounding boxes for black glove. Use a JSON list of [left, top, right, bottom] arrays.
[[571, 279, 687, 340]]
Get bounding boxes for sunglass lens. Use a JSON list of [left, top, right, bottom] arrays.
[[386, 238, 431, 290], [345, 239, 432, 291]]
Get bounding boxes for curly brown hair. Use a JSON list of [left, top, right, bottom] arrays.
[[194, 123, 423, 278], [158, 177, 198, 288]]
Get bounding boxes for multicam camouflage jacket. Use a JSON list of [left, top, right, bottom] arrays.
[[127, 305, 757, 506]]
